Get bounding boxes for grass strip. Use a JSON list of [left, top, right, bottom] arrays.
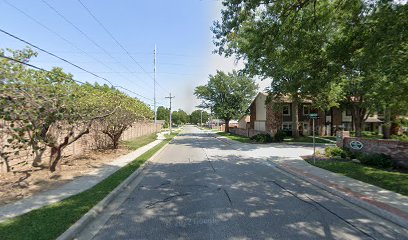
[[307, 160, 408, 196], [0, 133, 178, 240], [216, 131, 251, 143], [284, 136, 332, 144], [123, 132, 158, 150]]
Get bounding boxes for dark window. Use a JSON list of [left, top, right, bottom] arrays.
[[283, 105, 290, 115], [346, 109, 352, 116], [303, 105, 310, 115]]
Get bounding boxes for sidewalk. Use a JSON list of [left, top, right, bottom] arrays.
[[0, 133, 166, 223], [272, 157, 408, 228]]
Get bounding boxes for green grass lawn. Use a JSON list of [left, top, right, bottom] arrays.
[[0, 132, 178, 240], [216, 131, 251, 143], [320, 136, 337, 141], [122, 132, 158, 150], [284, 136, 332, 144], [307, 160, 408, 196]]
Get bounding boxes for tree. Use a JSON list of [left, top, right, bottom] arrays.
[[213, 0, 408, 137], [95, 85, 153, 149], [212, 0, 339, 136], [156, 106, 170, 127], [194, 70, 257, 132], [190, 110, 209, 125], [172, 109, 189, 125]]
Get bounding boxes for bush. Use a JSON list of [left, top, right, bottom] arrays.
[[250, 134, 274, 143], [391, 134, 408, 142], [274, 129, 286, 142], [325, 146, 346, 158], [358, 153, 394, 168]]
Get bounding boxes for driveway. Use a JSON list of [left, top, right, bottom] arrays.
[[83, 126, 407, 240]]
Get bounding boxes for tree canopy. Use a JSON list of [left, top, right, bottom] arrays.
[[194, 70, 257, 132], [212, 0, 408, 137], [0, 48, 153, 171]]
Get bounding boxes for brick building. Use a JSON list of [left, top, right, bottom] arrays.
[[248, 92, 383, 137]]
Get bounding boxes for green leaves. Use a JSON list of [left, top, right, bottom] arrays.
[[194, 70, 257, 121], [1, 47, 154, 167]]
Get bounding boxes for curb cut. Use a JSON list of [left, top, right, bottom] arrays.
[[57, 139, 173, 240], [272, 160, 408, 229]]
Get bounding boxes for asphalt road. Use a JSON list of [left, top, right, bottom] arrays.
[[87, 126, 408, 240]]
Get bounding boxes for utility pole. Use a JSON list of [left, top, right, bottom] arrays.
[[165, 93, 175, 133], [154, 45, 157, 124]]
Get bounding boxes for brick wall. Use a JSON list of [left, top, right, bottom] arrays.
[[229, 128, 271, 138], [266, 102, 283, 135], [342, 137, 408, 168], [0, 121, 162, 173]]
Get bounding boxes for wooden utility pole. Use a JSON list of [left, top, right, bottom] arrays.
[[165, 93, 175, 133]]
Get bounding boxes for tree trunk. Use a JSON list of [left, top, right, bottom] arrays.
[[292, 100, 300, 137], [383, 108, 391, 139], [49, 146, 62, 172], [32, 148, 45, 167], [112, 134, 121, 149], [225, 119, 230, 133], [352, 105, 364, 137]]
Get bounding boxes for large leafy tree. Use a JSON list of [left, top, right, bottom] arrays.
[[93, 84, 153, 149], [190, 110, 209, 125], [156, 106, 170, 127], [0, 48, 153, 172], [194, 70, 257, 132], [213, 0, 408, 137]]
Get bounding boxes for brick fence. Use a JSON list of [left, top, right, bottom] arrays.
[[0, 121, 162, 173], [229, 127, 271, 138], [340, 136, 408, 168]]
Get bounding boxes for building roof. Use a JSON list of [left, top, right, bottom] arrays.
[[364, 117, 383, 123], [239, 115, 250, 122]]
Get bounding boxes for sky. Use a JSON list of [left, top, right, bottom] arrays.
[[0, 0, 271, 113]]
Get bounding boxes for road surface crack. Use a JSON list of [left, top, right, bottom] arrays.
[[146, 193, 189, 209], [223, 189, 233, 206]]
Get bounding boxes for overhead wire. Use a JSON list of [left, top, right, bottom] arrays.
[[77, 0, 169, 94], [39, 0, 153, 91], [2, 0, 151, 93], [0, 54, 154, 102]]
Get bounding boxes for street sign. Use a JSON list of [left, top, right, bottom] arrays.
[[308, 113, 319, 119]]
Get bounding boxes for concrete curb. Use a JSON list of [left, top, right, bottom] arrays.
[[272, 160, 408, 229], [57, 139, 173, 240]]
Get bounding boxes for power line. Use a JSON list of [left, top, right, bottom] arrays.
[[0, 28, 114, 85], [0, 54, 154, 102], [39, 0, 153, 91], [77, 0, 169, 93], [2, 0, 151, 92]]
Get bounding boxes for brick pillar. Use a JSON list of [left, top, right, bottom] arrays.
[[336, 131, 350, 148]]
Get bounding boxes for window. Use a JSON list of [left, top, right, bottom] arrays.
[[303, 105, 310, 115], [282, 104, 290, 116], [345, 109, 352, 116], [282, 122, 292, 131]]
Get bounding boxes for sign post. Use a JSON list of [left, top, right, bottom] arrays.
[[309, 113, 319, 164]]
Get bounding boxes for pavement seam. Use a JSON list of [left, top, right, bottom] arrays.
[[57, 138, 173, 240]]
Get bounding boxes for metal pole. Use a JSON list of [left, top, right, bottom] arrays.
[[154, 44, 157, 124], [165, 93, 175, 134], [313, 118, 316, 164]]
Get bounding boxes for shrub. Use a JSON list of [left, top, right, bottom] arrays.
[[250, 134, 274, 143], [325, 146, 346, 158], [358, 153, 394, 168], [391, 134, 408, 142], [274, 129, 286, 142]]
